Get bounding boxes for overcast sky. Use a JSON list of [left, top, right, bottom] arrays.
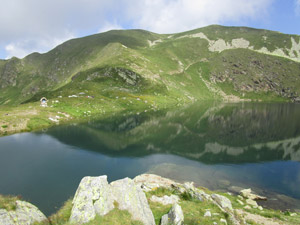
[[0, 0, 299, 59]]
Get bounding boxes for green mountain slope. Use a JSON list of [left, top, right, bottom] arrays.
[[1, 25, 300, 106], [1, 25, 300, 135]]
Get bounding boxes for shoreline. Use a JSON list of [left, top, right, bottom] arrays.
[[1, 174, 299, 225]]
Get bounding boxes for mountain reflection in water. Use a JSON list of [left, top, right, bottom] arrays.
[[0, 102, 300, 215]]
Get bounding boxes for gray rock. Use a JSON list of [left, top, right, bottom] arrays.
[[70, 175, 155, 225], [204, 211, 211, 217], [0, 209, 14, 225], [161, 204, 184, 225], [134, 174, 179, 191], [211, 194, 232, 210], [246, 199, 258, 207], [180, 182, 210, 201], [0, 201, 48, 225], [150, 195, 179, 205], [70, 175, 114, 224], [240, 188, 266, 201], [111, 177, 155, 225]]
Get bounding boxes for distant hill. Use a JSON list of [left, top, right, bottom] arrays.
[[1, 25, 300, 105]]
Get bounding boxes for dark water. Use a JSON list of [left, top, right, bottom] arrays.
[[1, 102, 300, 215]]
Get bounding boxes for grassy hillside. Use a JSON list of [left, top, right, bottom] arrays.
[[0, 25, 300, 135]]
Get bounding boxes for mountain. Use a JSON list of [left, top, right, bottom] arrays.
[[0, 25, 300, 106], [1, 25, 300, 135]]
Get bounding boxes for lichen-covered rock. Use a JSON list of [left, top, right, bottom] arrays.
[[211, 194, 233, 210], [70, 175, 114, 224], [150, 195, 179, 205], [111, 177, 155, 225], [0, 209, 14, 225], [161, 203, 184, 225], [70, 176, 155, 225], [0, 201, 48, 225]]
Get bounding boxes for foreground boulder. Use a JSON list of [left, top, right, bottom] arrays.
[[111, 178, 155, 225], [161, 203, 184, 225], [70, 175, 155, 225], [0, 200, 48, 225], [70, 176, 114, 224]]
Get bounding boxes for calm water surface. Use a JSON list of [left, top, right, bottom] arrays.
[[0, 102, 300, 215]]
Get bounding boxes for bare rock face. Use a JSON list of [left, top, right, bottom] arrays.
[[161, 203, 184, 225], [0, 201, 48, 225], [69, 176, 114, 224], [70, 176, 155, 225], [111, 178, 155, 225]]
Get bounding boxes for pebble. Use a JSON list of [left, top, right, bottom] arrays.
[[237, 199, 244, 205], [258, 206, 263, 211], [204, 211, 211, 217]]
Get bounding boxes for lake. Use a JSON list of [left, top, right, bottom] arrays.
[[0, 102, 300, 215]]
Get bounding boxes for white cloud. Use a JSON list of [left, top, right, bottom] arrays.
[[127, 0, 273, 33], [0, 0, 274, 58], [4, 32, 75, 59]]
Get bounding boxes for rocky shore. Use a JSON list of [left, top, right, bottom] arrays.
[[0, 174, 299, 225]]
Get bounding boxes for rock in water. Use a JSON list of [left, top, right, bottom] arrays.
[[240, 189, 267, 201], [111, 177, 155, 225], [211, 194, 233, 210], [70, 175, 114, 224], [0, 201, 48, 225], [161, 203, 184, 225]]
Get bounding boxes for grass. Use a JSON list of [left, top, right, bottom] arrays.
[[0, 194, 21, 211], [2, 186, 300, 225], [85, 203, 143, 225], [49, 199, 73, 225]]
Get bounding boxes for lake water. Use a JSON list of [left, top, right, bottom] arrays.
[[0, 102, 300, 215]]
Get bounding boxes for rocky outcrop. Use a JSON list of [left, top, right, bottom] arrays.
[[161, 203, 184, 225], [110, 177, 155, 225], [0, 200, 48, 225], [70, 175, 155, 225], [69, 176, 114, 224]]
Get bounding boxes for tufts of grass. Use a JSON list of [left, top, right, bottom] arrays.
[[147, 187, 176, 198], [0, 194, 21, 211], [49, 199, 73, 225], [84, 201, 143, 225]]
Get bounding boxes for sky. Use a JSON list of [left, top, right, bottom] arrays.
[[0, 0, 299, 59]]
